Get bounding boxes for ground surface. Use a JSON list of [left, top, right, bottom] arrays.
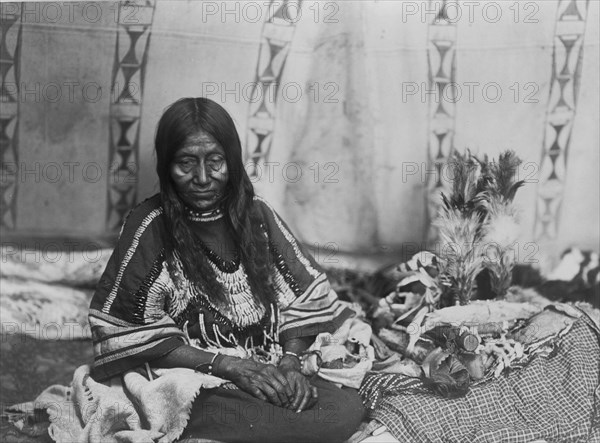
[[0, 334, 94, 442]]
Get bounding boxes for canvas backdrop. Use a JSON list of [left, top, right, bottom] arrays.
[[1, 0, 598, 263]]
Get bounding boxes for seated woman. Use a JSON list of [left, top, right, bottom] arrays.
[[89, 97, 365, 442]]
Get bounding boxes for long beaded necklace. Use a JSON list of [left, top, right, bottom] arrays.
[[184, 206, 240, 272], [197, 238, 240, 273]]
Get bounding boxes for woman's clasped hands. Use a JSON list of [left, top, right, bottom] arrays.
[[215, 355, 318, 412]]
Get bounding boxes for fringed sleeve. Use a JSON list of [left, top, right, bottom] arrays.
[[89, 195, 187, 381], [254, 197, 354, 343]]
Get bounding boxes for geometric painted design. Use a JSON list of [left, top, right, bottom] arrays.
[[534, 0, 590, 240], [0, 3, 23, 230], [244, 0, 302, 177], [424, 0, 458, 243], [106, 0, 156, 230]]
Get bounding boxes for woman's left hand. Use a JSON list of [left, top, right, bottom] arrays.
[[278, 356, 318, 412]]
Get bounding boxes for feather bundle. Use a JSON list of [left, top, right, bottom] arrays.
[[435, 208, 486, 305], [480, 151, 524, 297], [435, 150, 525, 304], [441, 150, 487, 220]]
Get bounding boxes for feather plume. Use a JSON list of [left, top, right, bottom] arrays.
[[435, 208, 485, 305], [442, 150, 488, 221], [434, 149, 526, 303], [482, 150, 524, 203], [481, 186, 521, 298]]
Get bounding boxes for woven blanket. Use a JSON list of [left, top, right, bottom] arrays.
[[359, 311, 600, 442]]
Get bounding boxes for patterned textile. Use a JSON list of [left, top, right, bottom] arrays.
[[90, 194, 351, 380], [359, 311, 600, 442]]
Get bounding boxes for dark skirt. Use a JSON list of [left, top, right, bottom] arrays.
[[179, 377, 365, 443]]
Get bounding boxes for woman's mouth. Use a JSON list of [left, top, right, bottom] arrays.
[[189, 190, 217, 199]]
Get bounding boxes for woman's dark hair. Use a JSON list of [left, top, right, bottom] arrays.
[[155, 97, 275, 310]]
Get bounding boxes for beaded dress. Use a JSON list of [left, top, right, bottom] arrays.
[[89, 194, 351, 381]]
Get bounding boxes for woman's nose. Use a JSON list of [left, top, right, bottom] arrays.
[[194, 162, 211, 184]]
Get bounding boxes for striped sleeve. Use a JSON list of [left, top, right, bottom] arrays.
[[254, 196, 354, 342], [89, 195, 187, 381], [278, 273, 353, 342]]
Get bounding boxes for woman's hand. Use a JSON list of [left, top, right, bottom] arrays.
[[214, 356, 293, 407], [278, 355, 318, 412]]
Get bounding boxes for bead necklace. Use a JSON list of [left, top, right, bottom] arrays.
[[194, 236, 240, 273], [203, 244, 240, 273], [185, 206, 224, 222]]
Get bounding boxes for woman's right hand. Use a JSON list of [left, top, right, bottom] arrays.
[[214, 356, 294, 407]]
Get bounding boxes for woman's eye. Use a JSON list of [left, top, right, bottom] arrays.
[[206, 156, 225, 171], [177, 159, 196, 171]]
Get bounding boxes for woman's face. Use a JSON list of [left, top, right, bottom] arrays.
[[170, 130, 229, 211]]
